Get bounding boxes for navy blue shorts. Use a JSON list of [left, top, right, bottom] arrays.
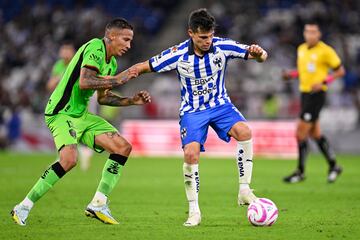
[[179, 103, 246, 152]]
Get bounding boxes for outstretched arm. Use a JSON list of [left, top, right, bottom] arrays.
[[97, 89, 151, 106], [79, 67, 138, 90], [282, 69, 299, 81], [129, 61, 152, 76], [247, 44, 268, 62]]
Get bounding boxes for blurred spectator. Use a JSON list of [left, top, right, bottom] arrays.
[[262, 93, 279, 119], [46, 42, 75, 92], [0, 0, 360, 124]]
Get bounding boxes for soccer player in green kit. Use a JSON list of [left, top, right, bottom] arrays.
[[47, 42, 95, 171], [11, 18, 151, 226]]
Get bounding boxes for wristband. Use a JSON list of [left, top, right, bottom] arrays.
[[324, 75, 335, 85], [289, 70, 299, 78]]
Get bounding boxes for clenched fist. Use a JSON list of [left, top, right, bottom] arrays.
[[132, 90, 151, 105]]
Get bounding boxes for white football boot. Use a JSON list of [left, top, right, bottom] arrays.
[[11, 204, 30, 226], [238, 188, 257, 205], [85, 202, 119, 224], [183, 212, 201, 227]]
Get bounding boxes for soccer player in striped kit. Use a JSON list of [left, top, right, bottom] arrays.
[[131, 8, 268, 226]]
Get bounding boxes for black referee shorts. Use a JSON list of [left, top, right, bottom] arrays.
[[300, 91, 326, 123]]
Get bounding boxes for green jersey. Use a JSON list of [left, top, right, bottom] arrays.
[[51, 59, 68, 78], [45, 38, 117, 117]]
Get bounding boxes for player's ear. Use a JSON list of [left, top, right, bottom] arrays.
[[188, 29, 193, 38], [109, 32, 115, 41]]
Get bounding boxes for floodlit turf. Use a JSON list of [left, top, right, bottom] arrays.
[[0, 152, 359, 240]]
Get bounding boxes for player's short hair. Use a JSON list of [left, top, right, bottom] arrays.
[[60, 40, 74, 47], [106, 18, 133, 31], [304, 20, 321, 30], [188, 8, 216, 32]]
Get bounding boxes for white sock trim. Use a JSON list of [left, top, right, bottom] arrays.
[[91, 191, 108, 206], [21, 197, 34, 209]]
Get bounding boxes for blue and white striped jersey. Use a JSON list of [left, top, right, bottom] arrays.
[[149, 37, 249, 116]]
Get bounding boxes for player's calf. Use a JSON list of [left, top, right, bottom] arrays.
[[11, 160, 68, 226]]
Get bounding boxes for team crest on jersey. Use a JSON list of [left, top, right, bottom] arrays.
[[69, 129, 76, 139], [213, 57, 222, 68]]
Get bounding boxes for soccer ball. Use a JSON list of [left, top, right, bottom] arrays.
[[247, 198, 278, 226]]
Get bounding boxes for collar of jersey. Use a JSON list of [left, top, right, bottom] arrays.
[[102, 38, 111, 64], [188, 39, 215, 57]]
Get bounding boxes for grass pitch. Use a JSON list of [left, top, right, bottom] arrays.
[[0, 152, 359, 240]]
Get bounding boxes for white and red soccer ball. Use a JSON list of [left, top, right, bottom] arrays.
[[247, 198, 278, 226]]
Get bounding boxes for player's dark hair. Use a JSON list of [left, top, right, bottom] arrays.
[[60, 40, 74, 47], [106, 18, 133, 31], [188, 8, 216, 32], [304, 20, 321, 30]]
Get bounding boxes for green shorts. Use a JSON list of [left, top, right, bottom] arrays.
[[45, 112, 117, 152]]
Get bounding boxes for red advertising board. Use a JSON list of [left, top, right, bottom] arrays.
[[121, 120, 297, 158]]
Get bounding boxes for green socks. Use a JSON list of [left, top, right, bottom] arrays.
[[96, 154, 128, 196], [24, 154, 128, 208], [27, 162, 66, 203]]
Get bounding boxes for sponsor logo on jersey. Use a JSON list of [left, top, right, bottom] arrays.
[[89, 53, 101, 63], [192, 85, 217, 96], [194, 76, 215, 85], [171, 46, 178, 52]]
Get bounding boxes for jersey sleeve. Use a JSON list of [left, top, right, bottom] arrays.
[[325, 46, 341, 70], [215, 38, 249, 59], [81, 41, 104, 73], [149, 46, 182, 72]]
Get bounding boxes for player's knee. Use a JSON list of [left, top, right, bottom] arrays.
[[59, 146, 78, 171], [113, 139, 132, 156], [184, 148, 199, 164], [241, 126, 252, 140], [296, 128, 307, 141], [234, 124, 252, 141], [309, 130, 321, 140]]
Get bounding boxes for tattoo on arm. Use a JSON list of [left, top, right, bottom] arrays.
[[80, 68, 120, 90], [105, 132, 121, 138], [98, 90, 134, 106]]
